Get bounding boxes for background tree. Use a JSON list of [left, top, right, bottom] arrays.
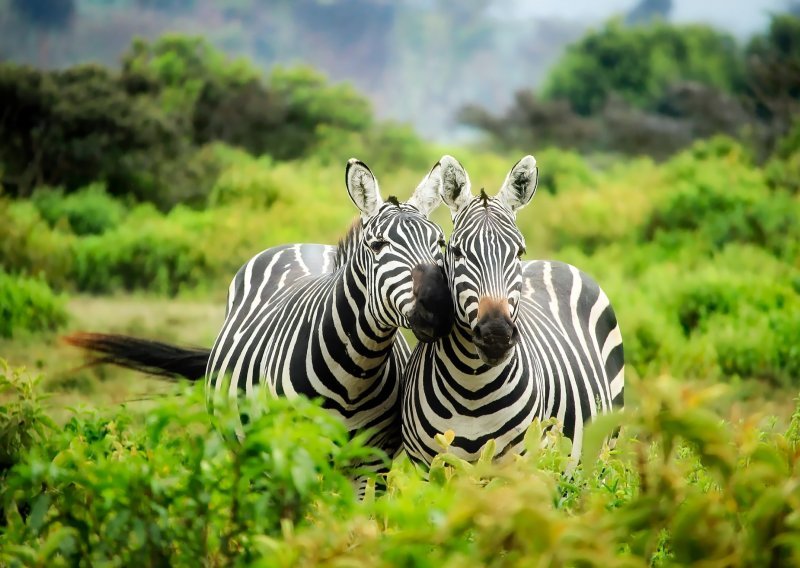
[[543, 20, 744, 115], [0, 63, 180, 201], [744, 14, 800, 153]]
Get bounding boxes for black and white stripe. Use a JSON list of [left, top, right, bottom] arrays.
[[402, 156, 624, 466], [207, 159, 450, 469]]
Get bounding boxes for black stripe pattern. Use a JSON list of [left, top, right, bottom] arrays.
[[206, 159, 449, 471], [402, 156, 624, 466]]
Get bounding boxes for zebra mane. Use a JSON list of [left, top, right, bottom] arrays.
[[386, 195, 400, 206], [334, 218, 364, 270], [479, 188, 489, 206]]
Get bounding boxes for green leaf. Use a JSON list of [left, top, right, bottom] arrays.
[[582, 411, 626, 476]]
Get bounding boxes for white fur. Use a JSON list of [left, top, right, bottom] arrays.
[[496, 155, 538, 215], [438, 155, 472, 218], [407, 161, 444, 218], [346, 158, 383, 220]]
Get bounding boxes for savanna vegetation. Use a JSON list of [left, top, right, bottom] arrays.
[[1, 9, 800, 566]]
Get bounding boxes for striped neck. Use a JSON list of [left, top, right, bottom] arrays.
[[438, 325, 507, 377], [325, 252, 397, 373]]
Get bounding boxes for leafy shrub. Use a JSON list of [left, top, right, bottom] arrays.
[[4, 371, 800, 565], [644, 141, 800, 258], [0, 272, 68, 338], [764, 152, 800, 194], [533, 147, 597, 194], [314, 121, 433, 174], [0, 378, 375, 566], [707, 308, 800, 386], [0, 200, 75, 289], [0, 62, 182, 201], [0, 362, 56, 473], [31, 183, 126, 236], [207, 156, 280, 209], [71, 211, 213, 296]]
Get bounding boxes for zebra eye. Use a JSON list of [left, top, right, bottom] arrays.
[[517, 246, 526, 259], [450, 245, 464, 260], [438, 238, 446, 252], [369, 239, 389, 253]]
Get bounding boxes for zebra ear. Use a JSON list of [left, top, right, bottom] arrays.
[[406, 160, 443, 218], [496, 155, 538, 215], [438, 155, 472, 218], [346, 158, 384, 220]]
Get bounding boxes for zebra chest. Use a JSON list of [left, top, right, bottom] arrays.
[[404, 351, 544, 463]]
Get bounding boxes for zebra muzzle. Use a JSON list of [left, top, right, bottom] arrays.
[[408, 264, 454, 342], [473, 297, 519, 365]]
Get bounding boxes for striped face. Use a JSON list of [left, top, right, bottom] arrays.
[[360, 203, 448, 336], [439, 155, 539, 365], [448, 197, 525, 364], [346, 158, 453, 342]]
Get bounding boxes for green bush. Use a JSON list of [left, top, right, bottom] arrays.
[[2, 369, 800, 565], [0, 272, 68, 338], [31, 183, 126, 236], [0, 200, 75, 289], [0, 374, 375, 566], [314, 121, 434, 174], [0, 62, 183, 202], [533, 147, 598, 194], [0, 362, 56, 473], [764, 152, 800, 194], [207, 156, 280, 209], [71, 211, 213, 296], [644, 141, 800, 258]]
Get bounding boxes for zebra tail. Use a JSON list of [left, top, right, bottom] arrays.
[[62, 332, 210, 381]]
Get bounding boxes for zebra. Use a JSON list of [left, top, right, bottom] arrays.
[[401, 155, 624, 467], [67, 157, 454, 477]]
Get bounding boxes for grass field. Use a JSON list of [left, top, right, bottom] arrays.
[[1, 296, 222, 419]]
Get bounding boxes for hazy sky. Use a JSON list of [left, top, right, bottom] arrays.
[[505, 0, 785, 37]]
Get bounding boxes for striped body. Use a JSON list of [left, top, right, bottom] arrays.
[[402, 155, 624, 467], [403, 259, 624, 464], [207, 240, 409, 454], [205, 180, 448, 465]]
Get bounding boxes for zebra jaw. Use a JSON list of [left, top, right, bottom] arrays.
[[473, 340, 517, 367]]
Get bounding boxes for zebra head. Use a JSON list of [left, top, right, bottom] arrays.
[[346, 158, 453, 343], [439, 155, 538, 366]]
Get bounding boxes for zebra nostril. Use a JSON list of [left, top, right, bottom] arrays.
[[474, 318, 515, 346]]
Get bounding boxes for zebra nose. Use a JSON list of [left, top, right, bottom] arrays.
[[408, 263, 454, 342], [473, 317, 517, 344], [473, 296, 518, 361]]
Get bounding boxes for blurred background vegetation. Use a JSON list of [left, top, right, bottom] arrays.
[[1, 1, 800, 564]]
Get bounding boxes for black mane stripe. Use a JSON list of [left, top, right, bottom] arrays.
[[334, 218, 363, 270]]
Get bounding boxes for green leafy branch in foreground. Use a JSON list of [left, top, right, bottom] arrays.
[[1, 361, 800, 566]]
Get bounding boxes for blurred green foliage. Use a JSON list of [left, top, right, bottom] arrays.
[[0, 62, 181, 203], [0, 272, 68, 339], [544, 20, 744, 115], [31, 183, 126, 236], [2, 365, 800, 565]]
